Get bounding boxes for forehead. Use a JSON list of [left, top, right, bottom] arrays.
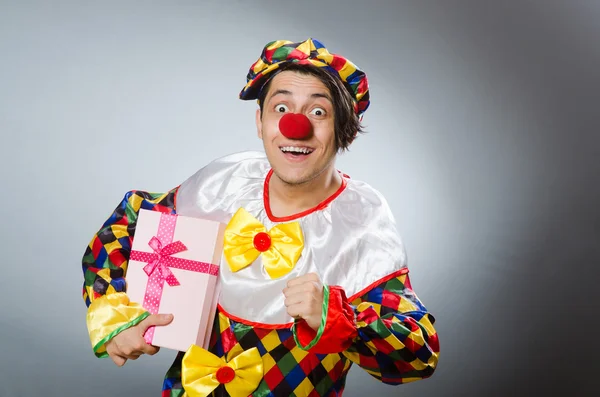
[[266, 70, 330, 96]]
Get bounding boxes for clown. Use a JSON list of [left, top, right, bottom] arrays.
[[82, 39, 439, 396]]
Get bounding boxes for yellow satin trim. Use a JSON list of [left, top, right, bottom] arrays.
[[223, 207, 304, 279], [182, 345, 263, 397], [86, 292, 149, 356]]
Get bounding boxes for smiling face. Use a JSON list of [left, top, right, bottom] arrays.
[[256, 70, 338, 186]]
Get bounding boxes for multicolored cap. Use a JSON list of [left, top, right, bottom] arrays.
[[239, 38, 370, 118]]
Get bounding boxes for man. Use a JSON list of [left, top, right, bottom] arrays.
[[82, 38, 439, 396]]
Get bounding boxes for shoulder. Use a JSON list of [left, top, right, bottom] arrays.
[[179, 151, 268, 191], [175, 151, 269, 216], [337, 177, 397, 224], [337, 176, 405, 261]]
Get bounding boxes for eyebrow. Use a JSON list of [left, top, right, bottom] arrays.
[[269, 89, 332, 103]]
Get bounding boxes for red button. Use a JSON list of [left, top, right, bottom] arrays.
[[253, 232, 271, 252], [216, 366, 235, 384]]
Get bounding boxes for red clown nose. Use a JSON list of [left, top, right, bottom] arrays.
[[278, 113, 312, 140]]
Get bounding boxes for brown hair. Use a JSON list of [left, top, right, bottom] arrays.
[[258, 63, 364, 151]]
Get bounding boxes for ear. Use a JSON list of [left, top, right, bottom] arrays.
[[255, 108, 263, 139]]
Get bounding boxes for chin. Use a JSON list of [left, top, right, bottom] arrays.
[[273, 169, 314, 186], [277, 173, 309, 186]]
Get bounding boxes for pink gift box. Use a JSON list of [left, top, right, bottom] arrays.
[[126, 209, 225, 352]]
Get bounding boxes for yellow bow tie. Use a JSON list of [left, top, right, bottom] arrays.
[[182, 345, 263, 397], [223, 208, 304, 279]]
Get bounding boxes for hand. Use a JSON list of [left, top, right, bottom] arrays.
[[105, 313, 173, 367], [283, 273, 324, 331]]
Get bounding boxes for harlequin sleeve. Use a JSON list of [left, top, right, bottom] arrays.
[[82, 188, 177, 357], [293, 269, 439, 384]]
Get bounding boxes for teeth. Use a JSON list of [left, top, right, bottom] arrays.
[[281, 146, 313, 154]]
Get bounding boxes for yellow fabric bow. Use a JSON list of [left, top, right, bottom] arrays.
[[224, 208, 304, 279], [182, 345, 263, 397]]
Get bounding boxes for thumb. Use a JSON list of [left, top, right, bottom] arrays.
[[142, 313, 174, 329]]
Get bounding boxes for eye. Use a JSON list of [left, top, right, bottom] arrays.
[[310, 107, 326, 116], [275, 104, 289, 113]]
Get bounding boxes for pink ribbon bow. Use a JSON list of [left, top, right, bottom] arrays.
[[143, 236, 186, 287]]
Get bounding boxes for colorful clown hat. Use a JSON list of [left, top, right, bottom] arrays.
[[239, 38, 370, 118]]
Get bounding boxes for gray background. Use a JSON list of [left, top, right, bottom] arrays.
[[1, 1, 598, 396]]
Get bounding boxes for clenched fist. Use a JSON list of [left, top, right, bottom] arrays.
[[105, 313, 173, 367], [283, 273, 324, 331]]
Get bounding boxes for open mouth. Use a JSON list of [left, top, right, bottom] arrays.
[[280, 146, 314, 157]]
